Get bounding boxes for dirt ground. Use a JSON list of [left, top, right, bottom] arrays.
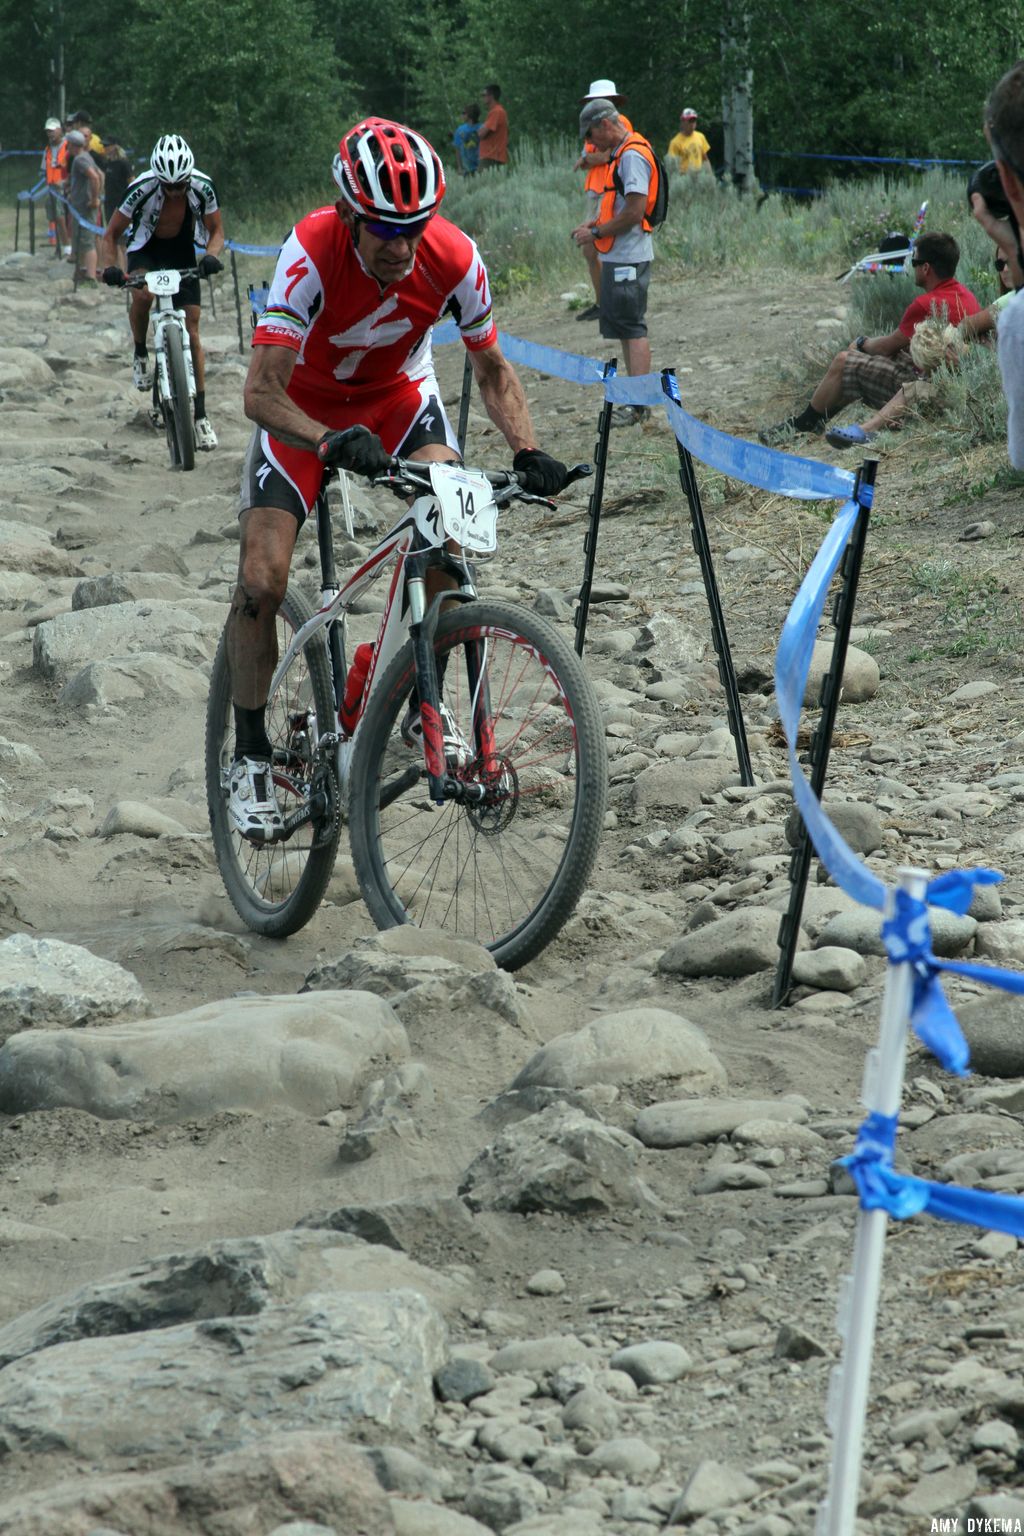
[[2, 245, 1024, 1531]]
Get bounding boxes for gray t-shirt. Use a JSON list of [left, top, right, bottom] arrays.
[[68, 150, 99, 217], [997, 288, 1024, 469], [601, 147, 654, 265]]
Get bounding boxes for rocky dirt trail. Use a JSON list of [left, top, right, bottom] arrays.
[[1, 249, 1024, 1533]]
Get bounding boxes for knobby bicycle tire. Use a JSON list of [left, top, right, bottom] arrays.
[[348, 599, 607, 971], [164, 323, 195, 472], [206, 584, 341, 937]]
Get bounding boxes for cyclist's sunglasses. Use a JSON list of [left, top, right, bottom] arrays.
[[357, 213, 433, 241], [159, 180, 189, 192]]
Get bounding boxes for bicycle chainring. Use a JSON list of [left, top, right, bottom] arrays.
[[310, 757, 342, 848]]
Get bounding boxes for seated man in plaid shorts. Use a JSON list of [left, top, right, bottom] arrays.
[[760, 233, 979, 445]]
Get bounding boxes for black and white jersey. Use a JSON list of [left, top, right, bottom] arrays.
[[117, 170, 219, 253]]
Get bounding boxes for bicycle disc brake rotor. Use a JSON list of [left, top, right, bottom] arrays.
[[464, 756, 518, 834]]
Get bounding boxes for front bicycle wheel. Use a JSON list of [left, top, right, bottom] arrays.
[[164, 323, 195, 472], [348, 599, 607, 970], [206, 585, 342, 937]]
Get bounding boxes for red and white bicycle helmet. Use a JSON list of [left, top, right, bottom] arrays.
[[151, 134, 195, 184], [332, 118, 445, 226]]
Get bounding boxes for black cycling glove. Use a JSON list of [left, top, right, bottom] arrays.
[[102, 265, 126, 288], [316, 425, 392, 478], [198, 254, 224, 278], [513, 447, 569, 497]]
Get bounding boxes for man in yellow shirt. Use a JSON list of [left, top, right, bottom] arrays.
[[667, 108, 711, 175]]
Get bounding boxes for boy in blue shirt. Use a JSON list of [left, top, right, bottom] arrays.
[[453, 104, 480, 175]]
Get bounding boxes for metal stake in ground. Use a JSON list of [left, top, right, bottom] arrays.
[[662, 369, 752, 786], [456, 350, 473, 456], [573, 359, 616, 658], [230, 249, 244, 355], [771, 457, 877, 1008]]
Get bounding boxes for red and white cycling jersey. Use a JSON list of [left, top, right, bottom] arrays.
[[252, 207, 497, 426]]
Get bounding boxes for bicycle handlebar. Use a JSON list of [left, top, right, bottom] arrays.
[[122, 266, 199, 289], [375, 458, 592, 505]]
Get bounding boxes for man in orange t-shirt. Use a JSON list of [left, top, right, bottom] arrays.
[[573, 78, 630, 320], [479, 83, 509, 168]]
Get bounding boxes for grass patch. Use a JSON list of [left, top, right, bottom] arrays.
[[906, 558, 1022, 660]]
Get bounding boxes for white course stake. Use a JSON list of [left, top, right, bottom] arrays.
[[818, 866, 929, 1536]]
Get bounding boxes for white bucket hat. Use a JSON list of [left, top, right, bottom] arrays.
[[580, 78, 627, 105]]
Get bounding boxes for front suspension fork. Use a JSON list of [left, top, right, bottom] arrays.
[[406, 563, 485, 806]]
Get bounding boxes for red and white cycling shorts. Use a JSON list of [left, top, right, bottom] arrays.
[[238, 372, 458, 526]]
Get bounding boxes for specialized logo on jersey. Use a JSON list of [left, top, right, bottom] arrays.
[[256, 462, 273, 490], [284, 258, 309, 301], [328, 294, 414, 381]]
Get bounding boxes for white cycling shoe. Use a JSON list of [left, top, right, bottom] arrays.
[[401, 701, 471, 766], [194, 416, 218, 451], [132, 355, 152, 391], [228, 757, 284, 842]]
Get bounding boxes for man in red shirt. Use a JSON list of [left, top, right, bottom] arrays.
[[478, 84, 509, 169], [226, 116, 567, 840], [760, 233, 979, 444]]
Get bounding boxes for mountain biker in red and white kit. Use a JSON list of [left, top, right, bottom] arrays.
[[225, 116, 570, 842], [100, 134, 224, 451]]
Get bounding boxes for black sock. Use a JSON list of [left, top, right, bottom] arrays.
[[134, 342, 148, 359], [233, 704, 273, 762], [194, 391, 206, 420], [792, 404, 826, 431]]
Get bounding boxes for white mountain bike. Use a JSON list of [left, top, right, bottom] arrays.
[[125, 266, 197, 472], [205, 457, 608, 970]]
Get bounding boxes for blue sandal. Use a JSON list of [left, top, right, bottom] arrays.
[[825, 424, 876, 449]]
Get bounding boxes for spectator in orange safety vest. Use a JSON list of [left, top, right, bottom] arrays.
[[573, 79, 632, 323], [571, 99, 657, 428], [41, 117, 69, 253]]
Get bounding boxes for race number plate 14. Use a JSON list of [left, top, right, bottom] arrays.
[[430, 464, 497, 553], [145, 270, 181, 297]]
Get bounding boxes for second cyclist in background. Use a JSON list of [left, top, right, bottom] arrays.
[[100, 134, 224, 451]]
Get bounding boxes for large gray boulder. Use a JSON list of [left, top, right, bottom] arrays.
[[60, 654, 209, 709], [0, 934, 145, 1040], [0, 991, 408, 1121], [0, 1431, 394, 1534], [815, 907, 975, 958], [0, 520, 78, 577], [804, 639, 880, 705], [958, 995, 1024, 1078], [0, 1228, 463, 1371], [32, 599, 222, 683], [630, 758, 739, 813], [0, 1288, 444, 1467], [634, 1096, 809, 1148], [658, 909, 783, 977], [460, 1104, 652, 1214], [511, 1007, 726, 1094]]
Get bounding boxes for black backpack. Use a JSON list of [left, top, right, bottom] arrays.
[[611, 133, 669, 230]]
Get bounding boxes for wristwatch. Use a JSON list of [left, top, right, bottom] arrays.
[[854, 335, 868, 352]]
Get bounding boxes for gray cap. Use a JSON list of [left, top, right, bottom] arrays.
[[65, 130, 86, 147], [579, 98, 619, 136]]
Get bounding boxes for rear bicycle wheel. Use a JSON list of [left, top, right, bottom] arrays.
[[206, 585, 342, 937], [164, 323, 195, 472], [348, 599, 607, 970]]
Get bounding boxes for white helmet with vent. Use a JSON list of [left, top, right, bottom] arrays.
[[151, 134, 195, 184]]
